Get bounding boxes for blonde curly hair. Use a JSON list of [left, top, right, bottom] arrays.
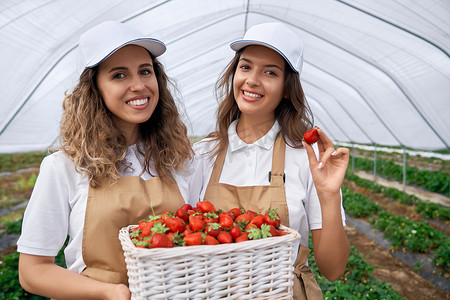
[[59, 56, 193, 188]]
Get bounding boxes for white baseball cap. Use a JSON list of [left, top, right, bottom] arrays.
[[230, 22, 304, 74], [76, 20, 166, 76]]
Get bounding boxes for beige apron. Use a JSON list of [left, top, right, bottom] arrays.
[[81, 175, 185, 285], [203, 134, 323, 300]]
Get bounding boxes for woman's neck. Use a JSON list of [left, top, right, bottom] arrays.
[[236, 115, 275, 144]]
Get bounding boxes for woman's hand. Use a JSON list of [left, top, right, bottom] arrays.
[[302, 127, 349, 197], [304, 128, 351, 280]]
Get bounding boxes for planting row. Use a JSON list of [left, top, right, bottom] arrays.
[[346, 173, 450, 222], [350, 156, 449, 196], [342, 185, 449, 272], [309, 244, 404, 299]]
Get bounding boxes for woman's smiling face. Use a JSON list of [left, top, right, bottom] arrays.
[[233, 45, 286, 120], [96, 45, 159, 141]]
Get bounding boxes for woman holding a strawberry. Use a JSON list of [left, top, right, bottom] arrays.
[[192, 22, 350, 299], [17, 21, 196, 299]]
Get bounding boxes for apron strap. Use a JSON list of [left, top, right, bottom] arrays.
[[208, 132, 285, 186], [269, 133, 285, 186], [208, 143, 228, 184]]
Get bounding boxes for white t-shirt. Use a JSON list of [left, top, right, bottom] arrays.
[[17, 144, 197, 274], [191, 120, 346, 256]]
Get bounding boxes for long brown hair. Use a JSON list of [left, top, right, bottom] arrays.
[[208, 48, 314, 157], [59, 55, 193, 188]]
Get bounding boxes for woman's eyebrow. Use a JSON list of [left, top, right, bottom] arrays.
[[239, 57, 283, 71], [107, 63, 153, 73]]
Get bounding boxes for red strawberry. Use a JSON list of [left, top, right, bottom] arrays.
[[189, 215, 206, 232], [150, 221, 169, 234], [205, 223, 222, 238], [235, 213, 251, 230], [235, 213, 251, 224], [183, 232, 203, 246], [303, 128, 318, 144], [167, 232, 185, 246], [161, 211, 172, 221], [165, 216, 186, 233], [217, 231, 233, 244], [138, 220, 148, 230], [278, 230, 287, 236], [249, 214, 265, 228], [235, 235, 249, 243], [229, 225, 242, 240], [141, 224, 153, 237], [180, 204, 193, 212], [268, 225, 279, 237], [150, 233, 173, 248], [203, 212, 219, 224], [247, 210, 257, 219], [245, 223, 258, 231], [183, 228, 192, 237], [218, 213, 234, 229], [264, 208, 281, 228], [221, 211, 235, 221], [196, 201, 216, 213], [175, 208, 189, 222], [229, 207, 243, 218], [204, 235, 220, 245]]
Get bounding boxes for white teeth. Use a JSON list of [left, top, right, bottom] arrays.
[[127, 98, 148, 106], [243, 91, 262, 98]]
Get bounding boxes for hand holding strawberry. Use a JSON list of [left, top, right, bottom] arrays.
[[302, 127, 349, 197]]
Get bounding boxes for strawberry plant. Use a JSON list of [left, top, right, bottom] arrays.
[[346, 173, 450, 222], [342, 187, 380, 218], [350, 156, 449, 196], [343, 186, 449, 271], [309, 242, 405, 299]]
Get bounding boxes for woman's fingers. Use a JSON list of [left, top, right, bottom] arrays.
[[331, 147, 350, 165], [317, 146, 336, 169], [316, 127, 333, 150], [302, 141, 319, 169]]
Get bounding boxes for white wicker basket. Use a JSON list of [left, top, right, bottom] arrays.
[[119, 224, 300, 300]]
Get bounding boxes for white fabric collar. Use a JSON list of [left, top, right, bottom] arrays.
[[228, 119, 281, 152]]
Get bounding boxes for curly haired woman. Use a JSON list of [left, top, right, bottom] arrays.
[[17, 21, 196, 299]]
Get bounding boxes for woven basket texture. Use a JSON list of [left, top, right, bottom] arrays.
[[119, 224, 300, 299]]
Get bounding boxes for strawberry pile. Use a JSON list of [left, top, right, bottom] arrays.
[[130, 201, 287, 248]]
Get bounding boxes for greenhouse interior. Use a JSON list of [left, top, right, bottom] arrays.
[[0, 1, 449, 299]]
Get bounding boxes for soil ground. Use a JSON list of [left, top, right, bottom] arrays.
[[345, 225, 448, 300], [345, 171, 450, 299]]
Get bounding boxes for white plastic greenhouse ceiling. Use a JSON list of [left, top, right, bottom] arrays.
[[1, 0, 449, 153]]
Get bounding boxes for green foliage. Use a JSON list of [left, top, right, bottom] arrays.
[[369, 211, 446, 253], [346, 173, 450, 222], [15, 174, 37, 191], [0, 239, 67, 299], [343, 177, 450, 271], [0, 152, 46, 173], [432, 239, 450, 272], [351, 156, 449, 196], [0, 252, 47, 299], [4, 217, 23, 235], [308, 241, 405, 299], [342, 187, 381, 218], [415, 201, 450, 221]]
